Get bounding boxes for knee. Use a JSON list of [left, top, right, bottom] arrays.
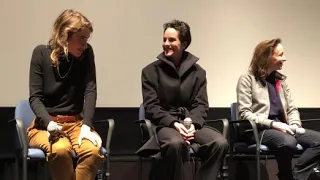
[[280, 136, 297, 151], [52, 143, 72, 158], [214, 137, 229, 151], [165, 138, 187, 152], [86, 146, 104, 159], [84, 146, 105, 165]]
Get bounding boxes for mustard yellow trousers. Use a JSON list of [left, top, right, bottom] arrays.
[[27, 120, 104, 180]]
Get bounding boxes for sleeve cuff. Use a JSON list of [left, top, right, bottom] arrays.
[[289, 122, 302, 127], [82, 119, 93, 128], [192, 122, 202, 130], [43, 116, 53, 127], [261, 118, 274, 128], [162, 118, 178, 127], [169, 120, 179, 128], [188, 115, 205, 129]]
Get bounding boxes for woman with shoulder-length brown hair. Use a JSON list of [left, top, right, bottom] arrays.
[[27, 9, 103, 180], [237, 38, 320, 180]]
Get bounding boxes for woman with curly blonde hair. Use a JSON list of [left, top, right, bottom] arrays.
[[27, 9, 103, 180]]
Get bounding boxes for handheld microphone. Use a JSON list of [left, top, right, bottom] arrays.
[[183, 118, 192, 130], [47, 123, 58, 134]]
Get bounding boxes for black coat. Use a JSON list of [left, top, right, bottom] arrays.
[[137, 51, 209, 157]]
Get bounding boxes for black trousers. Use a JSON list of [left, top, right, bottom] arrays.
[[246, 129, 320, 180], [154, 126, 229, 180]]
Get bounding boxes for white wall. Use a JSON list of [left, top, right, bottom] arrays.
[[1, 0, 320, 107]]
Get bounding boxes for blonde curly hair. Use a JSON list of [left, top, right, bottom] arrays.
[[48, 9, 93, 66]]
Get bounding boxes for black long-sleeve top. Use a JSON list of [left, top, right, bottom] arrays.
[[29, 44, 97, 127]]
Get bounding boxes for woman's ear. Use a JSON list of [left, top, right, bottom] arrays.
[[182, 41, 188, 50]]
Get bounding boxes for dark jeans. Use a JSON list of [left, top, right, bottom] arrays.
[[154, 126, 228, 180], [245, 129, 320, 180]]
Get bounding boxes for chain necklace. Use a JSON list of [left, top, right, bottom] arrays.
[[56, 56, 74, 79]]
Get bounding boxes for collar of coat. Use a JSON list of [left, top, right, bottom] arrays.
[[256, 70, 287, 86], [266, 71, 287, 83], [156, 51, 199, 77]]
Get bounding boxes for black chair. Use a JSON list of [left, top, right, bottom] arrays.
[[228, 102, 320, 180], [135, 104, 229, 180]]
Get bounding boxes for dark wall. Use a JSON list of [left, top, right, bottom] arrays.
[[1, 107, 320, 180], [1, 106, 320, 156]]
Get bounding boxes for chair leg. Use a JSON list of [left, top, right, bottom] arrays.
[[14, 156, 19, 180], [138, 157, 142, 180], [149, 158, 156, 180], [44, 162, 49, 180], [37, 161, 49, 180], [264, 155, 268, 171], [229, 146, 234, 180], [105, 155, 110, 180], [4, 161, 12, 180], [37, 162, 42, 180], [22, 157, 27, 180], [220, 158, 228, 180], [256, 151, 261, 180]]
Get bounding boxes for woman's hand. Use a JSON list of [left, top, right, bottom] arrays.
[[271, 121, 294, 135], [78, 124, 102, 147], [173, 122, 195, 144]]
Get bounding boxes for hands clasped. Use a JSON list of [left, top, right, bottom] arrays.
[[173, 122, 196, 144]]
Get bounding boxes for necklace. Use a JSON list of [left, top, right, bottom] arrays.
[[56, 57, 74, 79]]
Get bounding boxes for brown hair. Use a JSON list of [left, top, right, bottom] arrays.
[[249, 38, 282, 79], [48, 9, 93, 66], [163, 19, 192, 50]]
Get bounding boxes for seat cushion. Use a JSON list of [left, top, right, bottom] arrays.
[[28, 147, 107, 159], [28, 148, 46, 159], [247, 144, 269, 152], [189, 148, 195, 154], [100, 147, 107, 155], [234, 143, 304, 153]]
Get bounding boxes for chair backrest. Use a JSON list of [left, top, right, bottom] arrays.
[[15, 100, 36, 132], [139, 103, 152, 144], [139, 103, 145, 120], [230, 102, 240, 142], [230, 102, 238, 121]]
